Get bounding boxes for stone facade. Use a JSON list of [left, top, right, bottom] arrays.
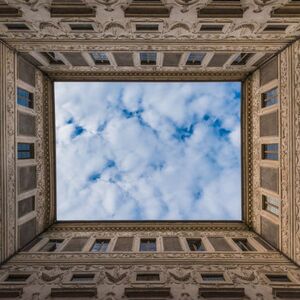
[[0, 1, 300, 299]]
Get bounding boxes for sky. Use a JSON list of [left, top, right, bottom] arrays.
[[55, 82, 241, 220]]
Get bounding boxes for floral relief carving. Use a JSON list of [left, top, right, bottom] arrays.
[[280, 47, 290, 255], [293, 40, 300, 263]]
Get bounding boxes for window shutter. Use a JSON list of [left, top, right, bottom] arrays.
[[163, 237, 182, 251], [113, 237, 133, 251], [62, 237, 88, 252], [208, 237, 232, 251]]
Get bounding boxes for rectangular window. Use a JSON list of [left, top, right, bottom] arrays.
[[136, 273, 160, 281], [62, 237, 88, 252], [136, 24, 159, 31], [17, 143, 34, 159], [187, 239, 205, 251], [39, 239, 64, 252], [140, 52, 157, 65], [163, 237, 183, 251], [262, 87, 278, 108], [18, 196, 35, 218], [200, 24, 224, 32], [113, 237, 133, 252], [201, 273, 225, 282], [140, 239, 157, 251], [232, 53, 254, 65], [90, 52, 110, 65], [262, 195, 280, 216], [69, 23, 94, 31], [41, 52, 64, 65], [208, 237, 232, 251], [71, 274, 95, 282], [186, 53, 205, 65], [233, 239, 255, 251], [4, 274, 30, 282], [253, 236, 275, 251], [17, 87, 34, 108], [262, 143, 278, 160], [90, 239, 110, 252], [266, 274, 291, 282], [5, 23, 29, 30]]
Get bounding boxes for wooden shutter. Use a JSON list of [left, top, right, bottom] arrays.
[[208, 237, 232, 251], [163, 237, 182, 251], [113, 237, 133, 251]]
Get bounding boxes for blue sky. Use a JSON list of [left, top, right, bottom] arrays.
[[55, 82, 241, 220]]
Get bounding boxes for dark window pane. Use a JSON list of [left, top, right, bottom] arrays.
[[71, 274, 95, 282], [136, 273, 160, 281], [39, 239, 64, 252], [262, 87, 278, 108], [90, 239, 109, 252], [17, 87, 34, 108], [266, 274, 291, 282], [21, 237, 42, 252], [69, 23, 93, 31], [140, 239, 156, 251], [232, 53, 254, 65], [201, 273, 225, 282], [233, 239, 255, 251], [187, 239, 205, 251], [5, 274, 30, 282], [18, 143, 34, 159]]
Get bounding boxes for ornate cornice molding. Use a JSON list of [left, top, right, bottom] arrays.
[[47, 70, 247, 81]]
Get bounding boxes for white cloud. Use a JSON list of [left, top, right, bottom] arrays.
[[55, 82, 241, 220]]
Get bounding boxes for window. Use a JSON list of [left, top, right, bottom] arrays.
[[18, 196, 35, 218], [17, 87, 33, 109], [5, 23, 29, 30], [201, 273, 225, 282], [41, 52, 64, 65], [4, 274, 30, 282], [90, 239, 109, 252], [163, 237, 183, 251], [262, 195, 280, 216], [62, 237, 88, 252], [186, 53, 205, 65], [233, 239, 255, 251], [90, 52, 110, 65], [17, 143, 34, 159], [39, 239, 64, 252], [262, 87, 278, 108], [113, 237, 133, 252], [200, 24, 224, 32], [266, 274, 291, 282], [69, 23, 94, 31], [136, 24, 159, 31], [140, 52, 157, 65], [253, 236, 275, 251], [263, 24, 288, 32], [136, 273, 160, 281], [262, 143, 278, 160], [71, 274, 95, 282], [140, 239, 157, 251], [232, 53, 254, 65], [208, 237, 232, 251], [187, 239, 205, 251]]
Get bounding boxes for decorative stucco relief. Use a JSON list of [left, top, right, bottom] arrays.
[[293, 40, 300, 264], [279, 46, 290, 256], [251, 70, 261, 233]]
